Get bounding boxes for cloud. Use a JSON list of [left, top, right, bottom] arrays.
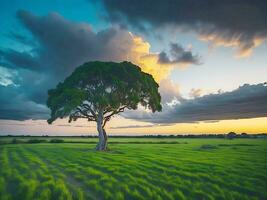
[[199, 33, 264, 58], [110, 124, 155, 129], [0, 66, 18, 86], [0, 85, 49, 120], [13, 10, 147, 76], [0, 10, 199, 120], [13, 10, 196, 81], [123, 83, 267, 123], [110, 124, 170, 129], [159, 79, 182, 104], [7, 31, 37, 47], [0, 49, 39, 71], [101, 0, 267, 57], [158, 43, 201, 65], [189, 88, 202, 98]]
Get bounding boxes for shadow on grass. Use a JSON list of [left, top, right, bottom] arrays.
[[197, 144, 218, 151], [218, 144, 257, 147]]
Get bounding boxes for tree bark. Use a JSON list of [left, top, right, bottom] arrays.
[[102, 128, 108, 149], [95, 111, 107, 151]]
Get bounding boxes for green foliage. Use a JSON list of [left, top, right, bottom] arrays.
[[27, 139, 47, 143], [50, 139, 64, 143], [47, 61, 162, 124], [12, 138, 18, 144], [47, 88, 87, 124], [227, 132, 237, 139], [0, 139, 266, 199]]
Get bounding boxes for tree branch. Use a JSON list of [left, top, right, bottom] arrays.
[[69, 106, 96, 122], [102, 105, 128, 127], [81, 103, 97, 118], [76, 107, 91, 117]]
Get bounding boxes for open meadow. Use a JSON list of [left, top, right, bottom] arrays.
[[0, 138, 266, 200]]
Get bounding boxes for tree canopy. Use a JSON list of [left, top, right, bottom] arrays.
[[47, 61, 162, 150]]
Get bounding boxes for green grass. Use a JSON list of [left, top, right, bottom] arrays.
[[0, 138, 266, 200]]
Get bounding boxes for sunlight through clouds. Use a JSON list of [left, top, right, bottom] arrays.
[[199, 34, 265, 58]]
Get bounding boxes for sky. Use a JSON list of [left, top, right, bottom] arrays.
[[0, 0, 267, 135]]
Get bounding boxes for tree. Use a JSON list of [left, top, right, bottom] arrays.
[[47, 61, 162, 150], [241, 132, 248, 138], [226, 132, 237, 140]]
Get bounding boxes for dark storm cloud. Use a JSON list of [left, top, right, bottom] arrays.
[[101, 0, 267, 56], [124, 83, 267, 123], [14, 10, 139, 76], [0, 49, 39, 70], [0, 85, 49, 120], [158, 43, 200, 65], [0, 10, 148, 120]]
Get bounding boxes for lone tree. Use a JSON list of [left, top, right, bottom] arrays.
[[47, 61, 162, 150]]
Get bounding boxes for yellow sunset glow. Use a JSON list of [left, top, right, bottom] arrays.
[[105, 117, 267, 135], [127, 33, 173, 82]]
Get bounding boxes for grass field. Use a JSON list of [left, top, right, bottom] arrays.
[[0, 138, 266, 200]]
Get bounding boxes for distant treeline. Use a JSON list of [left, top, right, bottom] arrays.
[[0, 132, 266, 145], [1, 133, 267, 138]]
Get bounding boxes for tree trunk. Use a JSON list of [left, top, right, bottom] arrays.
[[95, 111, 107, 151], [103, 128, 108, 149]]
